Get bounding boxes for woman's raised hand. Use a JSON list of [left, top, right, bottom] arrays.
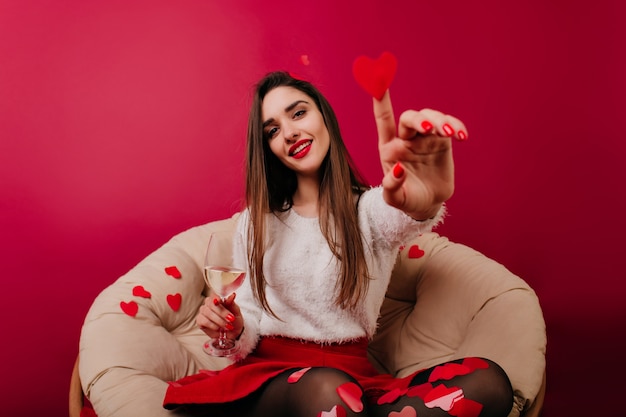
[[373, 91, 467, 220]]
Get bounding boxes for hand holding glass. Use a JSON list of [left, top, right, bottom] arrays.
[[203, 230, 246, 357]]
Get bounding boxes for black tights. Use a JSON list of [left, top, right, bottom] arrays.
[[199, 358, 513, 417]]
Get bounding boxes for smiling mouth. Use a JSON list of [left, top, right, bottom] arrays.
[[289, 139, 312, 157]]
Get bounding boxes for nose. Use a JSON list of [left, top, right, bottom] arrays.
[[282, 122, 299, 143]]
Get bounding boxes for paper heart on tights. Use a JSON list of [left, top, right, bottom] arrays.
[[165, 266, 182, 279], [317, 404, 347, 417], [388, 405, 417, 417], [449, 398, 483, 417], [428, 363, 471, 382], [352, 51, 398, 100], [377, 387, 408, 405], [406, 382, 433, 400], [132, 285, 151, 298], [288, 367, 312, 383], [120, 301, 138, 317], [336, 382, 364, 412], [167, 293, 182, 311], [424, 385, 464, 411], [462, 357, 489, 371], [408, 244, 425, 259]]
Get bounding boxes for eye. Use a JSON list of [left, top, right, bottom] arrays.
[[266, 126, 279, 139], [293, 109, 306, 118]]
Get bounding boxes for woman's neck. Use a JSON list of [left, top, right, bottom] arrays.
[[292, 176, 320, 218]]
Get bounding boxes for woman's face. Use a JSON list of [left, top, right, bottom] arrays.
[[261, 86, 330, 178]]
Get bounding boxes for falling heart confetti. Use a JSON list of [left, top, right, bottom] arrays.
[[408, 244, 425, 259], [132, 285, 151, 298], [352, 51, 398, 100], [336, 382, 364, 412], [120, 301, 138, 317], [389, 406, 417, 417], [449, 398, 483, 417], [167, 293, 182, 311], [317, 404, 347, 417], [288, 367, 312, 383], [165, 266, 182, 279], [424, 385, 464, 411], [428, 363, 471, 382], [377, 387, 408, 405], [300, 54, 310, 66]]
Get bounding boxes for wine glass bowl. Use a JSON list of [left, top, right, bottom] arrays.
[[202, 230, 246, 357]]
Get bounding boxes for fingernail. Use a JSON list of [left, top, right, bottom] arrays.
[[212, 298, 220, 306], [393, 162, 404, 179], [226, 313, 235, 323], [420, 120, 433, 132], [457, 130, 467, 141], [225, 323, 235, 331], [442, 123, 455, 136]]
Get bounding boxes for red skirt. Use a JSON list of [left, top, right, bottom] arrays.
[[163, 336, 418, 409]]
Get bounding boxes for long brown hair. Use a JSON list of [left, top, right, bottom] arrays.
[[245, 71, 370, 317]]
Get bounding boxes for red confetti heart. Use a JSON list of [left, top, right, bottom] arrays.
[[424, 385, 464, 411], [352, 51, 398, 100], [408, 244, 425, 259], [132, 285, 151, 298], [449, 398, 483, 417], [377, 387, 408, 405], [389, 406, 417, 417], [167, 293, 182, 311], [462, 357, 490, 372], [165, 266, 181, 279], [336, 382, 363, 412], [288, 367, 312, 383], [317, 404, 346, 417], [120, 301, 138, 317], [300, 54, 310, 66], [406, 382, 433, 400], [428, 363, 471, 382]]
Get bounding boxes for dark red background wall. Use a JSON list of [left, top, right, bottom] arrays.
[[1, 1, 624, 416]]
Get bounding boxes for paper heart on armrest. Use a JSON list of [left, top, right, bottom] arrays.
[[352, 51, 398, 100]]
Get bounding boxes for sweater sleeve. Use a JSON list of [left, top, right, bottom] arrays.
[[359, 186, 446, 248]]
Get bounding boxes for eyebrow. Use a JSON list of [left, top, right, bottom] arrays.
[[262, 100, 309, 128]]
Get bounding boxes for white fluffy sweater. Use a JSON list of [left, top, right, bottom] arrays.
[[234, 187, 443, 360]]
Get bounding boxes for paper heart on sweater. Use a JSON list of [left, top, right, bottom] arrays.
[[336, 382, 364, 412], [389, 406, 417, 417], [352, 51, 398, 100], [120, 301, 138, 317], [167, 293, 182, 311]]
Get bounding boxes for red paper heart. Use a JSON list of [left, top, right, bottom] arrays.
[[389, 406, 417, 417], [288, 367, 312, 383], [165, 266, 181, 279], [424, 385, 464, 411], [317, 404, 346, 417], [132, 285, 151, 298], [352, 51, 398, 100], [377, 387, 409, 405], [408, 244, 425, 259], [429, 363, 471, 382], [406, 382, 433, 400], [120, 301, 138, 317], [462, 357, 490, 372], [167, 293, 182, 311], [336, 382, 363, 412]]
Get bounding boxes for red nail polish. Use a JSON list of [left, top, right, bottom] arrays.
[[212, 298, 220, 306], [393, 162, 404, 178], [225, 323, 235, 331], [421, 120, 433, 132], [442, 123, 455, 136], [457, 130, 467, 141], [226, 313, 235, 323]]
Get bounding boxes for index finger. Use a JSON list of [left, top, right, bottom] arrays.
[[373, 90, 396, 145]]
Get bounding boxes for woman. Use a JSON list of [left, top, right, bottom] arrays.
[[165, 71, 513, 417]]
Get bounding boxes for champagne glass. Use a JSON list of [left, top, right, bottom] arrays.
[[202, 230, 246, 357]]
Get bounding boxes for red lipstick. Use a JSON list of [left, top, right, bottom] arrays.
[[289, 139, 312, 159]]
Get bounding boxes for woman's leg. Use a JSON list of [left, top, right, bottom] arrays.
[[372, 358, 513, 417], [249, 366, 369, 417]]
